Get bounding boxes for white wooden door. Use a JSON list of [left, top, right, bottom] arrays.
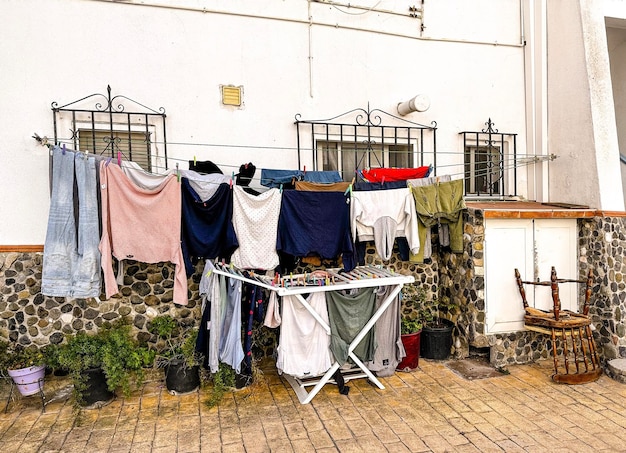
[[484, 218, 577, 333]]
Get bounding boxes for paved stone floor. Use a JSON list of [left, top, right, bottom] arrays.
[[1, 358, 626, 453]]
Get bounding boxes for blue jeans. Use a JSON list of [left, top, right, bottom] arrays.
[[42, 147, 101, 298]]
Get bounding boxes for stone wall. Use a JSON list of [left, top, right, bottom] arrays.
[[0, 245, 440, 361], [579, 216, 626, 359], [3, 213, 625, 369], [0, 253, 202, 347]]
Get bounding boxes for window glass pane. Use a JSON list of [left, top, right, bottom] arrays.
[[465, 145, 501, 195]]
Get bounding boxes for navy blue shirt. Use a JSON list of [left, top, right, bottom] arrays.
[[181, 178, 238, 275], [277, 190, 355, 271]]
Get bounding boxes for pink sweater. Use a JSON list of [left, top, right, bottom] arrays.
[[99, 162, 188, 305]]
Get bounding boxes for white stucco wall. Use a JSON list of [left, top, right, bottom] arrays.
[[0, 0, 532, 244], [546, 0, 625, 211], [606, 24, 626, 200], [5, 0, 624, 244]]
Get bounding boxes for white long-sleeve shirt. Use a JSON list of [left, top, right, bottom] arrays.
[[350, 188, 420, 261]]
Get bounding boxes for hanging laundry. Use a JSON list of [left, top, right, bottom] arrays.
[[295, 180, 351, 192], [350, 188, 420, 261], [277, 190, 355, 271], [326, 287, 377, 366], [98, 161, 188, 305], [364, 286, 405, 377], [410, 178, 467, 255], [302, 170, 342, 184], [260, 169, 342, 188], [231, 186, 282, 270], [180, 170, 231, 201], [196, 261, 222, 373], [263, 292, 281, 328], [407, 175, 452, 263], [361, 166, 431, 183], [260, 169, 301, 188], [276, 293, 332, 378], [42, 146, 101, 298], [219, 276, 244, 374], [353, 180, 407, 191], [122, 160, 172, 190], [180, 178, 238, 276], [235, 162, 260, 195], [241, 282, 265, 380], [188, 160, 223, 174]]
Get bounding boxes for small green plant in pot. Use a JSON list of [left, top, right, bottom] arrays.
[[58, 321, 151, 407], [148, 314, 203, 395]]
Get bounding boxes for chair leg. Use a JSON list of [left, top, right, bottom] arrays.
[[550, 328, 559, 376]]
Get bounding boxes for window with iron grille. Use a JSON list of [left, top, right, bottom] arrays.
[[295, 106, 437, 181], [52, 86, 168, 173], [460, 119, 517, 198], [318, 141, 413, 181]]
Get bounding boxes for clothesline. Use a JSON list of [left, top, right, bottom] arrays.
[[45, 135, 550, 158], [37, 136, 553, 190]]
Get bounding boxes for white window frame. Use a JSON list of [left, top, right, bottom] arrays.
[[316, 140, 416, 181]]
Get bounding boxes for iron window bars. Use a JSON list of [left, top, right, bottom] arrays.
[[51, 85, 168, 171], [460, 118, 518, 198], [294, 105, 437, 180]]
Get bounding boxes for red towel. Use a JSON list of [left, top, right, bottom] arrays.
[[361, 166, 431, 183]]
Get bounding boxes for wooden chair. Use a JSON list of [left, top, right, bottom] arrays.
[[514, 266, 602, 384]]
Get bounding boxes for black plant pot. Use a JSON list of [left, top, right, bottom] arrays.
[[165, 360, 200, 395], [420, 319, 454, 360], [80, 367, 115, 407]]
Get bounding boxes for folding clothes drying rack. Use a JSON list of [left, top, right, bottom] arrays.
[[212, 262, 414, 404]]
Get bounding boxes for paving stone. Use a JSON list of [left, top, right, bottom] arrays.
[[2, 359, 626, 452]]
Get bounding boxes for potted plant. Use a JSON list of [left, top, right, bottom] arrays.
[[399, 283, 457, 361], [396, 316, 423, 371], [419, 294, 456, 360], [0, 342, 47, 397], [148, 315, 203, 395], [57, 321, 152, 407], [397, 283, 425, 371]]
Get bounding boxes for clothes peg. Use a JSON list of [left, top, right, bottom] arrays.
[[230, 171, 234, 189], [193, 155, 197, 165], [176, 163, 180, 182], [279, 184, 283, 194], [117, 151, 121, 166], [303, 165, 306, 176], [105, 157, 112, 167], [62, 144, 66, 155]]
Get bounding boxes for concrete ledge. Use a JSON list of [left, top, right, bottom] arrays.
[[606, 358, 626, 384]]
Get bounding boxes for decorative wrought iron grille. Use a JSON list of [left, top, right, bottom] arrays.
[[51, 85, 168, 171], [295, 105, 437, 180], [460, 118, 517, 197]]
